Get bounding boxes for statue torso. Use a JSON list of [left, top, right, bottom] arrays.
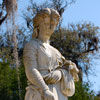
[[29, 39, 64, 77]]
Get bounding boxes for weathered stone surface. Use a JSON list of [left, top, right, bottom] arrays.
[[23, 8, 79, 100]]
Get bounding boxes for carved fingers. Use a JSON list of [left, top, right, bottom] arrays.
[[44, 70, 62, 84]]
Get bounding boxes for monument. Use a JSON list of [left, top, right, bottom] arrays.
[[23, 8, 79, 100]]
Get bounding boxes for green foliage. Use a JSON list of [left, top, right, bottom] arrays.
[[0, 62, 18, 100], [69, 81, 96, 100], [0, 62, 27, 100], [19, 64, 27, 99]]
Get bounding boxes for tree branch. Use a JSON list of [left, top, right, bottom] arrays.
[[0, 14, 7, 25]]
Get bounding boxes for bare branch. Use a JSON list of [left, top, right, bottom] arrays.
[[0, 14, 7, 25]]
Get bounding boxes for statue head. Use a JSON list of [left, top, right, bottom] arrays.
[[32, 8, 60, 38]]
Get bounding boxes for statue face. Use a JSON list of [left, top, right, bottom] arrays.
[[39, 15, 58, 38]]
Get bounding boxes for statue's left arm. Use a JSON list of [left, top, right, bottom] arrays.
[[44, 49, 79, 97]]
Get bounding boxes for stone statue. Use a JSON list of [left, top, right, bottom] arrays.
[[23, 8, 79, 100]]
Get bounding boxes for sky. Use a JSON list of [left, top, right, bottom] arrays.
[[18, 0, 100, 94], [63, 0, 100, 27]]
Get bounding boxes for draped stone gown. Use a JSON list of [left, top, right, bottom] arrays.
[[23, 39, 75, 100]]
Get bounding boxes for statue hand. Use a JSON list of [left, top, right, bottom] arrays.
[[45, 70, 62, 84], [43, 89, 55, 100]]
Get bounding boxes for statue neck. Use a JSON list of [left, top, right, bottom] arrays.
[[38, 34, 50, 44]]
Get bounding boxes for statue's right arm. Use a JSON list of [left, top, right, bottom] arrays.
[[23, 42, 55, 100], [23, 42, 49, 91]]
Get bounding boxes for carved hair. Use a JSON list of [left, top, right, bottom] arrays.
[[32, 8, 60, 38]]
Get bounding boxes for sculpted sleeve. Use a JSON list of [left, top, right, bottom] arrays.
[[23, 41, 49, 91], [23, 41, 37, 69], [23, 41, 38, 85]]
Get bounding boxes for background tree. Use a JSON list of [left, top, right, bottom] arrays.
[[0, 0, 22, 100], [0, 61, 27, 100], [50, 23, 99, 81]]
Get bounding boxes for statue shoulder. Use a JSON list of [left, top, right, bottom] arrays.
[[51, 46, 61, 56], [24, 39, 39, 50], [50, 45, 65, 62]]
